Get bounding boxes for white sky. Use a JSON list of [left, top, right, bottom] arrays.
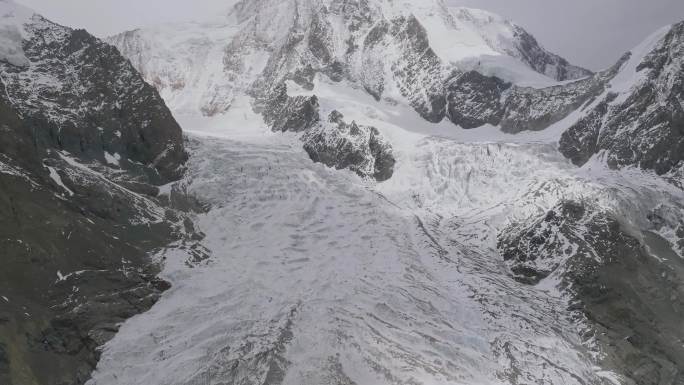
[[449, 0, 684, 70], [14, 0, 684, 70]]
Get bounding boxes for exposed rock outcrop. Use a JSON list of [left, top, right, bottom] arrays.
[[451, 7, 593, 82], [262, 83, 395, 181], [445, 71, 511, 129], [560, 22, 684, 183], [303, 110, 395, 181], [0, 3, 192, 384], [261, 83, 320, 133], [0, 15, 186, 183], [499, 201, 684, 384]]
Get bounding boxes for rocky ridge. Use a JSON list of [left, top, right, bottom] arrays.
[[9, 0, 681, 383], [499, 201, 684, 384], [260, 82, 395, 180], [108, 1, 684, 186], [560, 22, 684, 184], [0, 2, 194, 384]]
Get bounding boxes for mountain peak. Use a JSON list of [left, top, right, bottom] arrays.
[[449, 5, 593, 81], [110, 0, 590, 123]]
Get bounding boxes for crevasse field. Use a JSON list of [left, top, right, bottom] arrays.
[[88, 75, 681, 385]]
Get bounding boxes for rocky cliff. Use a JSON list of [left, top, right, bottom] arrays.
[[560, 22, 684, 185], [499, 201, 684, 384], [0, 2, 191, 384]]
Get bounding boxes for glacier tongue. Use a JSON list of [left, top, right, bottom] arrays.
[[83, 76, 680, 383], [88, 131, 602, 385], [90, 2, 684, 383], [87, 40, 684, 381]]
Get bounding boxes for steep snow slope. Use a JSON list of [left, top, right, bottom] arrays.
[[450, 7, 592, 82], [110, 21, 263, 117]]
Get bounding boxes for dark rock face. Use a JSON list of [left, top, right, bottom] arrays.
[[303, 110, 395, 181], [386, 15, 446, 123], [430, 29, 630, 134], [498, 201, 595, 284], [511, 27, 593, 82], [500, 79, 603, 133], [558, 96, 612, 166], [262, 83, 320, 133], [0, 11, 191, 385], [261, 83, 395, 181], [0, 16, 187, 183], [446, 71, 511, 129], [498, 55, 629, 133], [367, 128, 396, 182], [439, 53, 627, 133], [0, 163, 179, 385], [499, 201, 684, 384], [561, 22, 684, 180]]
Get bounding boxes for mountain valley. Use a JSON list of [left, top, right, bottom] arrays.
[[1, 0, 683, 384]]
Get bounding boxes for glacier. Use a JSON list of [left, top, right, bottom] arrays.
[[88, 70, 683, 384], [9, 0, 671, 383]]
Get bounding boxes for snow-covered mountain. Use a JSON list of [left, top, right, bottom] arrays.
[[108, 0, 596, 181], [96, 1, 684, 383], [450, 7, 592, 82], [560, 23, 684, 185], [3, 0, 684, 384], [109, 0, 590, 118]]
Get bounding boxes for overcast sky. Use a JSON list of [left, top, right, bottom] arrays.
[[15, 0, 684, 70]]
